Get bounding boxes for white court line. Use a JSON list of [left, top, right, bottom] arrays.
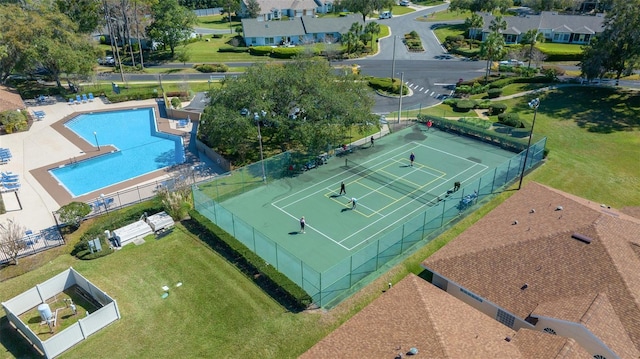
[[419, 87, 424, 92], [339, 162, 488, 246], [430, 91, 435, 96], [271, 141, 490, 250]]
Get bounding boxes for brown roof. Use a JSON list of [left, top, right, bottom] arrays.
[[0, 86, 25, 112], [300, 274, 523, 358], [511, 330, 591, 359], [422, 182, 640, 356]]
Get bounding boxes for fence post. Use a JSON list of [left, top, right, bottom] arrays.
[[491, 168, 497, 193]]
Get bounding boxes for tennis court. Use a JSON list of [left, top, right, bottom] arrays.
[[205, 125, 515, 272]]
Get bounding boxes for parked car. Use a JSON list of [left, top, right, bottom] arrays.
[[379, 11, 392, 19], [499, 59, 524, 66], [400, 0, 410, 5], [98, 56, 115, 66]]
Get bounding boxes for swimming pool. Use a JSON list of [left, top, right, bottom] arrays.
[[50, 108, 185, 197]]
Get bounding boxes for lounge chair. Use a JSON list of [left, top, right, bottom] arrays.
[[177, 119, 188, 128], [0, 182, 20, 193], [75, 95, 82, 104], [1, 171, 17, 177], [88, 93, 94, 101], [68, 98, 74, 105], [33, 111, 46, 120], [82, 94, 88, 103], [1, 173, 19, 181]]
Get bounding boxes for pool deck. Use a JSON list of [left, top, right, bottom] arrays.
[[0, 96, 197, 232]]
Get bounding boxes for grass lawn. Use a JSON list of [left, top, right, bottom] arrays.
[[433, 23, 466, 44], [0, 224, 336, 358], [417, 9, 471, 21], [196, 14, 241, 31], [390, 5, 415, 15], [536, 42, 583, 55]]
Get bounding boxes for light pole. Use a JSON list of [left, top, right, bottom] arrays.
[[93, 131, 100, 151], [391, 36, 397, 81], [254, 113, 267, 183], [397, 72, 404, 124], [518, 98, 540, 190]]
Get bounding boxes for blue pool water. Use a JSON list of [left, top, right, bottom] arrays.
[[50, 108, 185, 197]]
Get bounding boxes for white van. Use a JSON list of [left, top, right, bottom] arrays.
[[379, 11, 392, 19]]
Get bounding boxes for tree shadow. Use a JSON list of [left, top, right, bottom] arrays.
[[524, 87, 640, 133]]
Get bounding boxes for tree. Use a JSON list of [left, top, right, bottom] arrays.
[[199, 59, 376, 164], [464, 13, 483, 40], [520, 29, 544, 68], [55, 0, 102, 33], [489, 15, 506, 33], [580, 0, 640, 85], [450, 0, 512, 12], [480, 32, 506, 82], [338, 0, 394, 22], [341, 31, 359, 54], [0, 219, 26, 265], [147, 0, 197, 56], [246, 0, 261, 18], [364, 21, 381, 47], [56, 202, 92, 229]]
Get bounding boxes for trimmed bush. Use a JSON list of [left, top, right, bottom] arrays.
[[194, 63, 229, 73], [458, 117, 492, 129], [0, 110, 28, 133], [271, 47, 307, 59], [368, 77, 408, 95], [454, 99, 476, 112], [498, 112, 522, 127], [171, 97, 181, 109], [487, 88, 502, 99], [249, 46, 273, 56], [218, 46, 249, 53], [488, 103, 507, 115]]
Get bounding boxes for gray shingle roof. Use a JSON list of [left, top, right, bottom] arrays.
[[479, 11, 605, 34], [241, 18, 305, 38], [301, 15, 363, 34]]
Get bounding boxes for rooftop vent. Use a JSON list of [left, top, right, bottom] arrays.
[[505, 336, 512, 342], [512, 220, 518, 225], [572, 233, 592, 244], [530, 209, 535, 213], [555, 206, 563, 211], [521, 283, 528, 290]]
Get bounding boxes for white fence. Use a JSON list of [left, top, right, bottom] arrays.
[[1, 267, 120, 358]]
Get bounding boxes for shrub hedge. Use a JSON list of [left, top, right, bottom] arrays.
[[488, 103, 507, 115], [487, 88, 502, 98], [498, 112, 522, 127], [417, 114, 529, 152], [368, 77, 408, 95], [194, 63, 229, 73], [218, 46, 249, 53], [454, 99, 476, 112], [458, 117, 492, 129], [187, 210, 312, 310]]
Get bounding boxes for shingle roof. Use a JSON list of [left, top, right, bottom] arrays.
[[479, 11, 605, 34], [301, 15, 363, 34], [0, 86, 25, 112], [301, 274, 523, 358], [511, 330, 592, 358], [241, 18, 306, 38], [422, 182, 640, 355]]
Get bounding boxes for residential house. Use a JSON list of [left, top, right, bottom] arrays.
[[303, 182, 640, 358], [242, 15, 364, 46], [239, 0, 317, 21], [422, 182, 640, 358], [471, 11, 605, 44]]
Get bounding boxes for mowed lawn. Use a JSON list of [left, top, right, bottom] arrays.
[[0, 225, 333, 359]]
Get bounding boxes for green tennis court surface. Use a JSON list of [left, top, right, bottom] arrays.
[[215, 125, 515, 272]]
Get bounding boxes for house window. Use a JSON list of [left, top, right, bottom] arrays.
[[496, 309, 515, 328], [543, 327, 557, 335], [266, 37, 275, 45]]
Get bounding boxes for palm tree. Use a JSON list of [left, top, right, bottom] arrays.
[[480, 32, 506, 83], [521, 29, 545, 68], [464, 13, 483, 40], [364, 22, 381, 46], [350, 22, 363, 36], [341, 32, 358, 54], [489, 15, 507, 33]]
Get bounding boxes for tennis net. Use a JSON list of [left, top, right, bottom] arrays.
[[345, 159, 440, 206]]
